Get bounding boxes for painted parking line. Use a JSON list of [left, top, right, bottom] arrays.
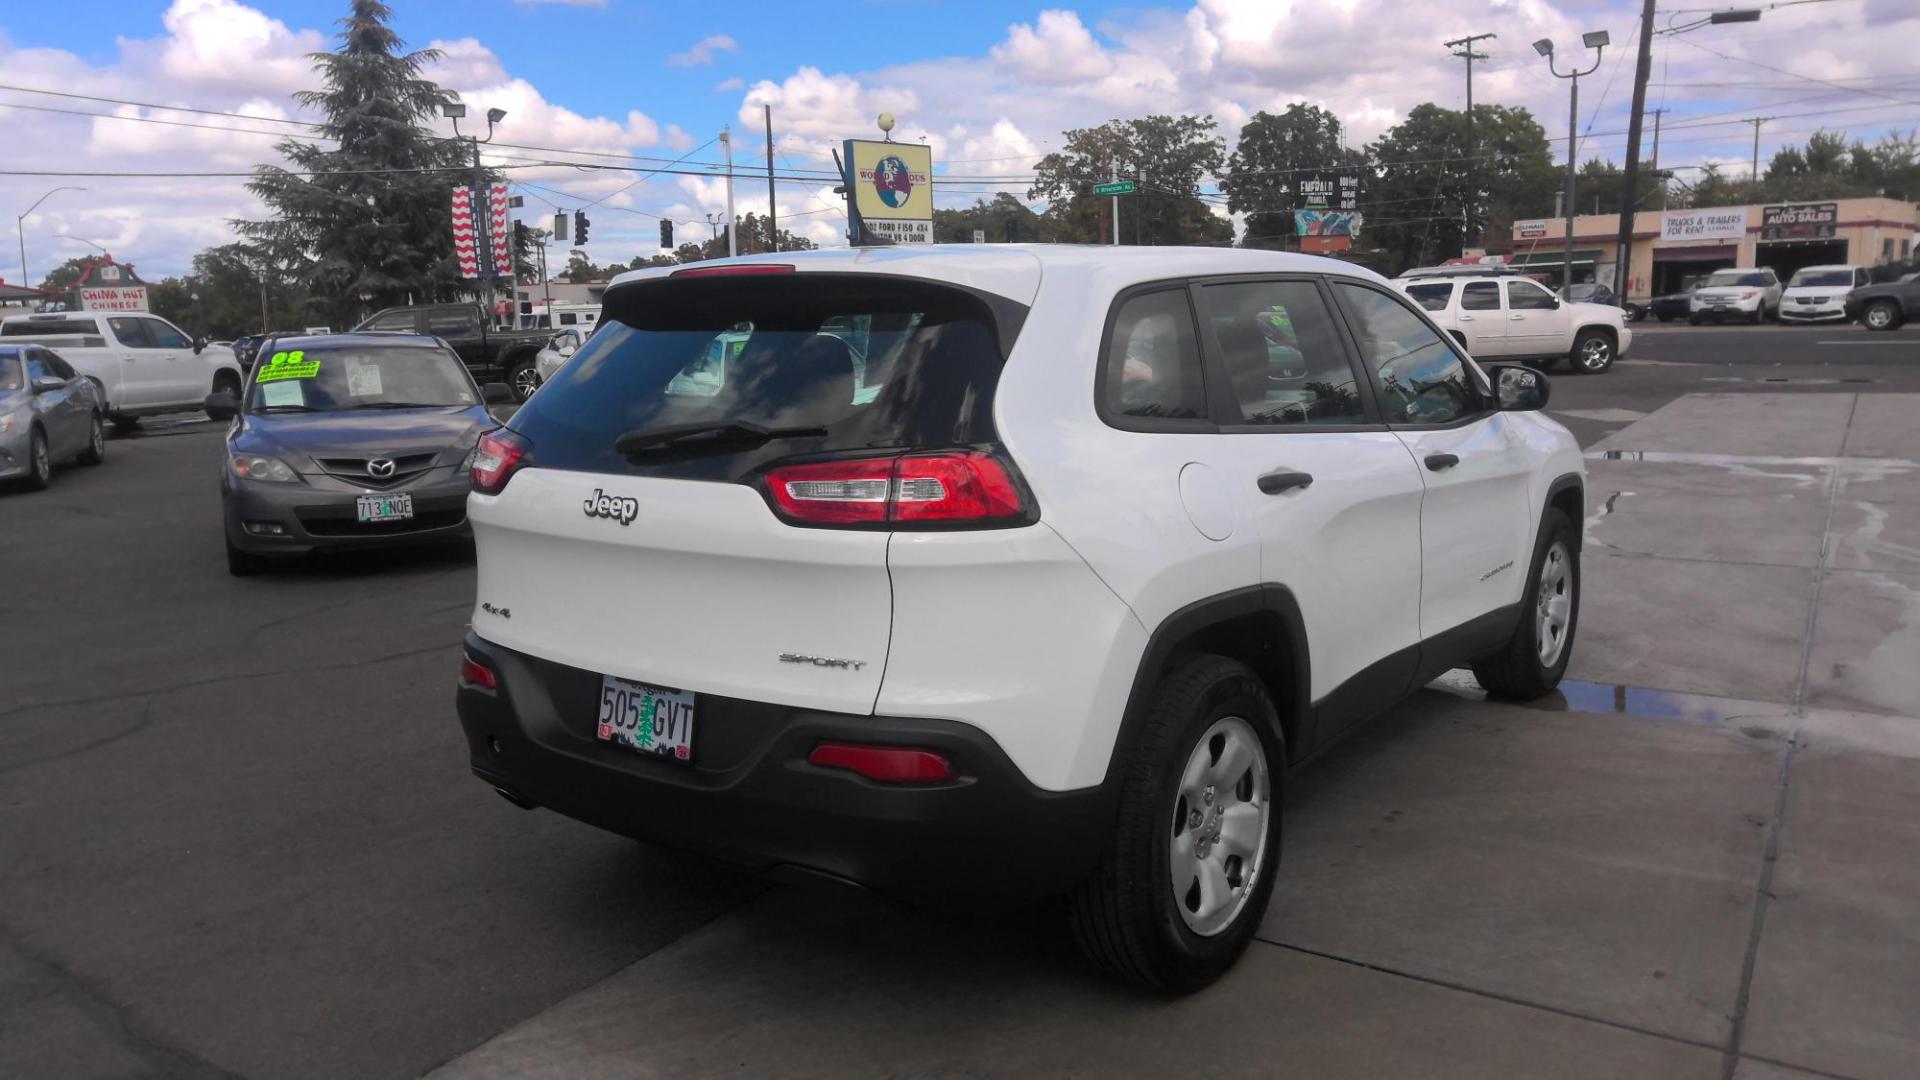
[[1817, 340, 1916, 346]]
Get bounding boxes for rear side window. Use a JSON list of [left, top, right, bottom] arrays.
[[1404, 282, 1453, 311], [1461, 282, 1501, 311], [1507, 281, 1557, 310], [511, 274, 1021, 483], [1103, 289, 1207, 423]]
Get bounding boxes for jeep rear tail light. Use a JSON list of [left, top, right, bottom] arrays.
[[459, 652, 498, 690], [759, 451, 1031, 528], [471, 428, 531, 495]]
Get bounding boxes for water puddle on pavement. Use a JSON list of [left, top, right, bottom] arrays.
[[1429, 669, 1782, 727]]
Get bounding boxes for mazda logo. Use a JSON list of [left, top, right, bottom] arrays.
[[366, 458, 396, 479]]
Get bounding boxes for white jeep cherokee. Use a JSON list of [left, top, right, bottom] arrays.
[[457, 247, 1585, 991], [1397, 274, 1631, 374]]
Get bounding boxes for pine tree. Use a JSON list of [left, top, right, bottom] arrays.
[[238, 0, 478, 325]]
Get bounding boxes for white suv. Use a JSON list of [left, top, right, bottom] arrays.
[[1689, 267, 1783, 324], [1397, 275, 1631, 373], [456, 247, 1586, 991]]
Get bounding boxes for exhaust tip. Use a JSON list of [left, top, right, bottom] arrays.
[[493, 786, 539, 811]]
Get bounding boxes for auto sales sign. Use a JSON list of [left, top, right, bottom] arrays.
[[1661, 208, 1748, 242]]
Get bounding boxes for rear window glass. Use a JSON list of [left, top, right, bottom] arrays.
[[510, 274, 1022, 483], [1404, 282, 1453, 311], [2, 318, 99, 336]]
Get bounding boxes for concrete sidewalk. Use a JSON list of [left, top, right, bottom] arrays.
[[432, 395, 1920, 1080]]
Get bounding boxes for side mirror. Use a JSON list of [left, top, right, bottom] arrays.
[[31, 377, 65, 395], [481, 382, 516, 405], [205, 390, 240, 421], [193, 337, 208, 355], [1491, 365, 1550, 412], [1550, 295, 1563, 309]]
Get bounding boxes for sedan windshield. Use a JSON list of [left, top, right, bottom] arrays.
[[245, 344, 477, 413], [0, 355, 21, 392], [1788, 269, 1853, 288], [1703, 271, 1768, 288]]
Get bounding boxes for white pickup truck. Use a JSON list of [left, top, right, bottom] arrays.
[[0, 311, 243, 428], [1395, 274, 1632, 374]]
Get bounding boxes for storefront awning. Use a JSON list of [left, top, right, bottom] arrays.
[[1509, 248, 1603, 267]]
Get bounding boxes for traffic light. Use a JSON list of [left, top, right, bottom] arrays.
[[573, 210, 590, 245], [660, 219, 673, 249], [512, 220, 529, 246]]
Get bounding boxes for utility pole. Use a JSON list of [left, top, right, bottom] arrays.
[[764, 104, 778, 253], [1444, 32, 1496, 247], [1746, 117, 1770, 187], [721, 125, 737, 257], [1612, 0, 1656, 301], [1650, 109, 1668, 210]]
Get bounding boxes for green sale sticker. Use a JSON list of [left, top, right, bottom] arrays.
[[258, 350, 321, 382]]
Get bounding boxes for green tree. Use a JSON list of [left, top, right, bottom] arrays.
[[1028, 115, 1232, 246], [34, 255, 93, 297], [1573, 158, 1667, 217], [147, 244, 313, 339], [1221, 105, 1355, 249], [932, 193, 1044, 243], [1364, 104, 1557, 271], [238, 0, 476, 326]]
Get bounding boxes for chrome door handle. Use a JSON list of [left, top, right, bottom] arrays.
[[1459, 315, 1475, 322], [1509, 314, 1526, 321]]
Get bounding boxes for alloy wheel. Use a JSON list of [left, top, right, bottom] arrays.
[[512, 366, 539, 400], [32, 432, 50, 483], [1865, 305, 1894, 330], [1169, 715, 1271, 937], [1536, 541, 1573, 667], [1579, 337, 1612, 370]]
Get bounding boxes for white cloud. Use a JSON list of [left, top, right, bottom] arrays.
[[668, 34, 737, 68], [991, 10, 1112, 83], [714, 77, 745, 92]]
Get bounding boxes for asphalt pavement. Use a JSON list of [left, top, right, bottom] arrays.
[[3, 327, 1918, 1079]]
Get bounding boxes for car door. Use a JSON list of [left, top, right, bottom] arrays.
[[1456, 281, 1509, 357], [1194, 277, 1428, 750], [23, 349, 83, 456], [1332, 280, 1537, 645], [1504, 279, 1569, 357], [138, 316, 200, 406], [106, 316, 163, 409]]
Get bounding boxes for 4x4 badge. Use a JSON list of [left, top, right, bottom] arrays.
[[583, 488, 639, 526]]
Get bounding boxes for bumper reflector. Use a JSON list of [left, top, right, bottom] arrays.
[[807, 743, 956, 783], [459, 653, 498, 690]]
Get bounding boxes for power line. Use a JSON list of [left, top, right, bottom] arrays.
[[1674, 37, 1920, 107]]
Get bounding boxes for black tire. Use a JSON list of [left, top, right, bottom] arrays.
[[77, 412, 106, 466], [1472, 509, 1579, 700], [23, 426, 52, 490], [110, 414, 140, 435], [1657, 313, 1674, 323], [226, 537, 271, 577], [209, 371, 241, 417], [1569, 328, 1615, 374], [506, 358, 539, 401], [1862, 300, 1902, 332], [1688, 314, 1703, 326], [1069, 654, 1283, 993]]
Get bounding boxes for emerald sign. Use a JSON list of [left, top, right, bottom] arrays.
[[1093, 180, 1135, 196]]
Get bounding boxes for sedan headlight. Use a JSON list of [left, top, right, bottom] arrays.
[[230, 453, 299, 483], [0, 410, 18, 434]]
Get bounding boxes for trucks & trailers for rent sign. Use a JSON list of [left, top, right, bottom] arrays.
[[1661, 208, 1748, 242], [846, 139, 934, 245]]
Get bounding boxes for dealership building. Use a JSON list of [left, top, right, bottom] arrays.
[[1508, 197, 1919, 299]]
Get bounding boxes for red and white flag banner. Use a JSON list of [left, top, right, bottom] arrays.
[[489, 183, 513, 276], [451, 186, 479, 278]]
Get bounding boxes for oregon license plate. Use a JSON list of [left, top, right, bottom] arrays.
[[596, 675, 695, 762], [356, 493, 414, 522]]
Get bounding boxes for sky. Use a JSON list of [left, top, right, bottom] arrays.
[[3, 0, 1918, 282]]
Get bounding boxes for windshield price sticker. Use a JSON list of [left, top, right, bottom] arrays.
[[258, 350, 321, 382]]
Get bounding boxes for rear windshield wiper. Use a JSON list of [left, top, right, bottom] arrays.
[[615, 420, 828, 459]]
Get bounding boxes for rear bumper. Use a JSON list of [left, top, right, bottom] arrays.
[[457, 633, 1113, 908]]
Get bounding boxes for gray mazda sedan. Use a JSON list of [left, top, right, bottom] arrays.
[[0, 344, 105, 490], [208, 333, 512, 575]]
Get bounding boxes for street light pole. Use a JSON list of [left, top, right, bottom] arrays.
[[444, 103, 508, 324], [1537, 33, 1608, 295], [16, 186, 87, 289]]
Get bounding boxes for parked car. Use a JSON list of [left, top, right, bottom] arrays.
[[1564, 282, 1646, 323], [1779, 265, 1869, 324], [532, 328, 582, 388], [206, 333, 514, 575], [1845, 273, 1920, 331], [352, 303, 551, 401], [1689, 268, 1783, 324], [1648, 289, 1694, 322], [0, 344, 106, 489], [1397, 274, 1632, 373], [457, 246, 1585, 992], [0, 311, 243, 430], [232, 335, 265, 372]]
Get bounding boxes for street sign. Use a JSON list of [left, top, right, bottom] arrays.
[[1093, 180, 1135, 196]]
